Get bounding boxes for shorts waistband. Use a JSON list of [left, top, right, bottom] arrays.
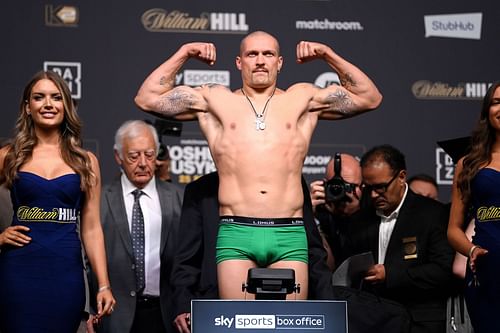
[[220, 216, 304, 227]]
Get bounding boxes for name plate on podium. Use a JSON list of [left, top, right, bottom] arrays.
[[191, 299, 347, 332]]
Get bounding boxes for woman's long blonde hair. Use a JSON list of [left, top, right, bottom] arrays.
[[1, 70, 95, 193]]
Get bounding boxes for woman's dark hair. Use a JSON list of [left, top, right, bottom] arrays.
[[458, 81, 500, 207]]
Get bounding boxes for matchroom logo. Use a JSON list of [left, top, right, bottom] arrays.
[[43, 61, 82, 99], [142, 9, 248, 34], [296, 18, 363, 31]]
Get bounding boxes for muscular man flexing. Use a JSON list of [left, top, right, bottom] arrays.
[[135, 31, 382, 303]]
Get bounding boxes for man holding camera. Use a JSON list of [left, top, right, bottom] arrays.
[[309, 153, 363, 268]]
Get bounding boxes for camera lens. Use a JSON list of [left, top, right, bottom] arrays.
[[325, 178, 347, 202], [329, 184, 343, 196], [157, 143, 169, 161]]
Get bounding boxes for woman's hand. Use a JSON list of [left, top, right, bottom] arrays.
[[93, 288, 116, 323], [469, 245, 488, 273], [0, 225, 31, 247]]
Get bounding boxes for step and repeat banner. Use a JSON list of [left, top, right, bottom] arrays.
[[1, 0, 498, 201]]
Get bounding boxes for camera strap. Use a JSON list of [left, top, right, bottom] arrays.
[[334, 152, 342, 176]]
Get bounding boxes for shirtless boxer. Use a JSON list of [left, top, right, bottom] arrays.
[[135, 31, 382, 302]]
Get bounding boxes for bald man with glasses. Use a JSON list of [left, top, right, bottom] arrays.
[[348, 144, 454, 333]]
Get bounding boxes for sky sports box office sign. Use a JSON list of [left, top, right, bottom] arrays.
[[191, 300, 347, 332]]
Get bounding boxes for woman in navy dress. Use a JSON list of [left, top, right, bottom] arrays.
[[448, 81, 500, 333], [0, 71, 115, 332]]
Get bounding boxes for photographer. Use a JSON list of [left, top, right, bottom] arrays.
[[309, 153, 363, 269]]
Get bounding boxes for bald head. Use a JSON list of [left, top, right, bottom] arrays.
[[326, 154, 362, 185], [240, 31, 280, 56], [324, 154, 362, 216]]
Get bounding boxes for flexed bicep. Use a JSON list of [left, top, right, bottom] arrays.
[[155, 86, 208, 120], [135, 42, 216, 119], [297, 40, 381, 119]]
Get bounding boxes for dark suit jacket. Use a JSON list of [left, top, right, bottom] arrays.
[[91, 177, 183, 333], [348, 190, 454, 333], [171, 172, 334, 319]]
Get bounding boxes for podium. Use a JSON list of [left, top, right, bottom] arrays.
[[191, 299, 347, 333]]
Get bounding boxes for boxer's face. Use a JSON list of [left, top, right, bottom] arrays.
[[236, 33, 283, 89]]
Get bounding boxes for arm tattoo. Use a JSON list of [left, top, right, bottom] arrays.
[[339, 73, 356, 91], [326, 89, 354, 115], [160, 76, 167, 86], [156, 87, 195, 116]]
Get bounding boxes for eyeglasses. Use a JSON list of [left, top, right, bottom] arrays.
[[125, 149, 156, 163], [362, 170, 400, 194]]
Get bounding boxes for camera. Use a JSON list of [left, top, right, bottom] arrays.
[[143, 119, 180, 161], [157, 143, 169, 161], [324, 153, 355, 203]]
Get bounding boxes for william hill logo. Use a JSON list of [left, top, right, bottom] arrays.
[[412, 80, 492, 100], [17, 206, 78, 223], [477, 206, 500, 222], [142, 9, 248, 34]]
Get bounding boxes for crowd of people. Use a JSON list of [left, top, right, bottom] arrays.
[[0, 31, 497, 333]]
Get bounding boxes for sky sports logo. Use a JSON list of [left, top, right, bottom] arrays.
[[175, 69, 230, 87], [214, 314, 325, 329]]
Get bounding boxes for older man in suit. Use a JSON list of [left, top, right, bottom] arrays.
[[348, 144, 454, 333], [90, 120, 183, 333]]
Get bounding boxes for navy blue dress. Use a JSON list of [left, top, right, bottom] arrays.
[[466, 168, 500, 333], [0, 172, 85, 333]]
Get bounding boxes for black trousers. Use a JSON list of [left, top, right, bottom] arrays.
[[131, 296, 166, 333]]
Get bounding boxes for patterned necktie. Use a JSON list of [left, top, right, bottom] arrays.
[[131, 189, 145, 292]]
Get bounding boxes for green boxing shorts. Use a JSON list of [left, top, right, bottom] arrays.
[[216, 216, 309, 266]]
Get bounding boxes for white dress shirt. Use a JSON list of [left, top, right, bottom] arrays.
[[121, 174, 162, 297], [376, 183, 408, 264]]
